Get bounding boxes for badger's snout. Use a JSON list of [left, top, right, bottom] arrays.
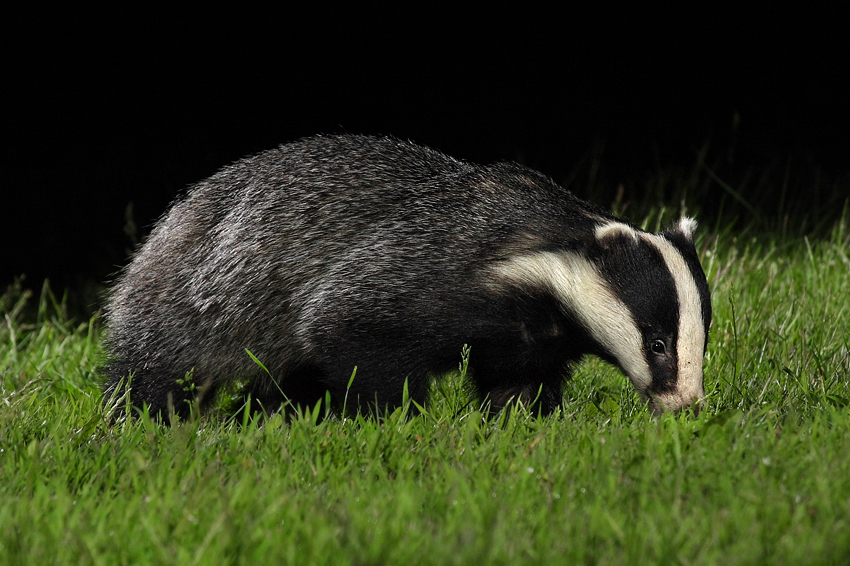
[[647, 384, 705, 416]]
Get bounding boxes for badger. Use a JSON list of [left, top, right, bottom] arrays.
[[103, 134, 711, 420]]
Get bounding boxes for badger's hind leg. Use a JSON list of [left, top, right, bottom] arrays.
[[103, 362, 217, 423]]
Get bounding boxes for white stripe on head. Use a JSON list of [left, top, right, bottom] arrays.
[[640, 229, 706, 410], [492, 251, 653, 393]]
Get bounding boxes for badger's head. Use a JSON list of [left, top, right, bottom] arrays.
[[587, 218, 711, 414], [493, 217, 711, 414]]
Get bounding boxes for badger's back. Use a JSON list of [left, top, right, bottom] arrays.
[[104, 134, 710, 419]]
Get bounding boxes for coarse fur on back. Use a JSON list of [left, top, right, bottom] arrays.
[[103, 134, 711, 420]]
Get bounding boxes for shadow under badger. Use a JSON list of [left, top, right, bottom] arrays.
[[103, 134, 711, 420]]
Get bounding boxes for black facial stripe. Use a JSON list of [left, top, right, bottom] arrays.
[[593, 239, 680, 340], [592, 236, 682, 392]]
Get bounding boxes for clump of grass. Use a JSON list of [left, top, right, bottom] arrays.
[[703, 208, 850, 417]]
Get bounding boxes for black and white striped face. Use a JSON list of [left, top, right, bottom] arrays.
[[590, 218, 711, 413], [493, 217, 711, 414]]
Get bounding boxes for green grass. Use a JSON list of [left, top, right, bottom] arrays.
[[2, 212, 849, 565]]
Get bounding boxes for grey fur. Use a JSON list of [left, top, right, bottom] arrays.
[[103, 134, 711, 420]]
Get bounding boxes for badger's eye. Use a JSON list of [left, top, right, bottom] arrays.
[[650, 340, 667, 355]]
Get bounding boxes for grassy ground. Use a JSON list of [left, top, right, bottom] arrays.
[[2, 209, 849, 565]]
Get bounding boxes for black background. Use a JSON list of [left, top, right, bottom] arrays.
[[4, 6, 848, 309]]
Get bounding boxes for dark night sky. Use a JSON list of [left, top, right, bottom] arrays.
[[3, 6, 848, 304]]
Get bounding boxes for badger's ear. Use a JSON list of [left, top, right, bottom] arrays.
[[670, 217, 698, 242], [594, 221, 639, 249]]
